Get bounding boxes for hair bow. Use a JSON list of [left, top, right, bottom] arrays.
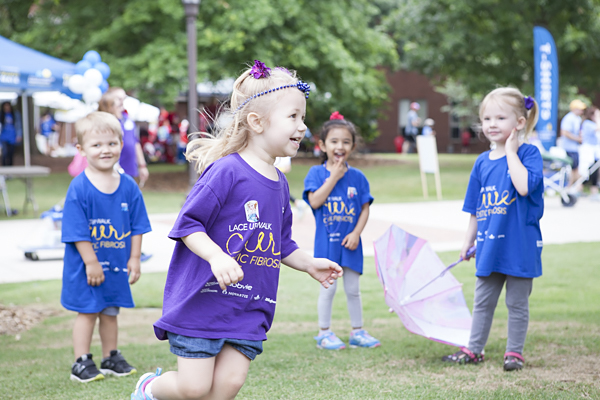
[[250, 60, 271, 79], [330, 111, 344, 120], [524, 96, 534, 110]]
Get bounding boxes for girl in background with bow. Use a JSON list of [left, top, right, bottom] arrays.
[[303, 112, 381, 351], [442, 87, 544, 372]]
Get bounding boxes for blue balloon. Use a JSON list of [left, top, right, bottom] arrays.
[[93, 62, 111, 80], [99, 79, 109, 93], [75, 60, 92, 75], [83, 50, 101, 65]]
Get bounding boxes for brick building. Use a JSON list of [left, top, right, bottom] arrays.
[[369, 70, 488, 154]]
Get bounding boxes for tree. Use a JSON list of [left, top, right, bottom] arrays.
[[383, 0, 600, 99], [1, 0, 398, 140]]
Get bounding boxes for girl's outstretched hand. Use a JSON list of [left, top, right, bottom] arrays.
[[506, 129, 519, 155], [308, 258, 343, 288], [209, 252, 244, 291]]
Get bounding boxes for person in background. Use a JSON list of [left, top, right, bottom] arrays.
[[62, 111, 151, 383], [578, 106, 600, 201], [404, 102, 421, 153], [422, 118, 436, 136], [40, 111, 58, 155], [560, 99, 586, 192], [304, 111, 380, 351], [99, 88, 149, 187], [98, 89, 152, 263], [461, 129, 472, 153], [0, 102, 22, 166]]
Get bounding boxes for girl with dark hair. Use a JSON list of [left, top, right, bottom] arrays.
[[303, 111, 381, 351]]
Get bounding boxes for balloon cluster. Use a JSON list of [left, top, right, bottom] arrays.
[[67, 51, 111, 104]]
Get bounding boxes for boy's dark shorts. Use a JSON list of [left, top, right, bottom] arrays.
[[566, 151, 579, 169]]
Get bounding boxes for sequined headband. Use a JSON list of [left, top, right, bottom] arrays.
[[234, 60, 310, 114]]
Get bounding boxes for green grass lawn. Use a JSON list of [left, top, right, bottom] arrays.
[[1, 243, 599, 399], [0, 154, 477, 220]]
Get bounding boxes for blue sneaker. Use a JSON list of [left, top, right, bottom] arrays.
[[349, 330, 381, 348], [131, 368, 162, 400], [314, 331, 346, 350], [140, 253, 153, 262]]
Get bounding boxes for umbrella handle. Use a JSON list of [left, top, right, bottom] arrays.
[[464, 245, 477, 260], [404, 245, 477, 301]]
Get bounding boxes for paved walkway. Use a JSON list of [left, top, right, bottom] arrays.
[[1, 196, 599, 283]]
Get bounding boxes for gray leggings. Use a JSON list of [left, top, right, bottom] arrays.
[[318, 267, 363, 329], [468, 273, 533, 355]]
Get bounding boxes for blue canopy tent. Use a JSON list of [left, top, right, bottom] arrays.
[[0, 35, 75, 166]]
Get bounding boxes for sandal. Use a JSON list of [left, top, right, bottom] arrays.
[[503, 352, 524, 371], [442, 347, 484, 364]]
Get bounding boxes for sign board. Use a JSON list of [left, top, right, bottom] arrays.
[[533, 26, 559, 151], [416, 135, 442, 200]]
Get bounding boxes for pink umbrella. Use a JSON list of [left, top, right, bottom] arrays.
[[374, 225, 474, 347]]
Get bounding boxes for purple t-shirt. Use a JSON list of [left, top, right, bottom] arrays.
[[154, 153, 299, 341], [119, 115, 139, 177]]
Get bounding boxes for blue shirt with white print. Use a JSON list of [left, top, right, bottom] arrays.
[[61, 172, 151, 313], [463, 143, 544, 278], [303, 164, 373, 274]]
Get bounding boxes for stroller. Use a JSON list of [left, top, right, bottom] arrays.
[[542, 147, 576, 207], [21, 203, 64, 261], [543, 145, 600, 207]]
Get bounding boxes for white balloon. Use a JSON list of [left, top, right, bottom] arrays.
[[83, 86, 102, 104], [67, 74, 86, 94], [83, 68, 104, 87]]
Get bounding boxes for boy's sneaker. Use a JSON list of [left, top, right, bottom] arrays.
[[349, 329, 381, 348], [314, 331, 346, 350], [503, 352, 524, 371], [442, 347, 485, 364], [100, 349, 137, 377], [70, 353, 105, 383], [131, 367, 162, 400]]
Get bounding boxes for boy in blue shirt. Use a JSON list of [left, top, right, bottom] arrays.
[[61, 111, 152, 383]]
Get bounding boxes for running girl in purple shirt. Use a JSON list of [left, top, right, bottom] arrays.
[[131, 61, 343, 400]]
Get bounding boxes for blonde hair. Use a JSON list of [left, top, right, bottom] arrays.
[[186, 65, 300, 174], [75, 111, 123, 145], [479, 87, 539, 142], [98, 87, 126, 118]]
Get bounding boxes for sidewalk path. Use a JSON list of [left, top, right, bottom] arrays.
[[1, 196, 598, 283]]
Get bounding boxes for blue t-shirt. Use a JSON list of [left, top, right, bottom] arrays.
[[463, 144, 544, 278], [40, 116, 55, 137], [1, 112, 17, 144], [303, 164, 373, 274], [560, 111, 582, 152], [581, 120, 598, 146], [61, 172, 152, 313]]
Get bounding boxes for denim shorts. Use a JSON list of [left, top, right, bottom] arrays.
[[167, 332, 263, 361]]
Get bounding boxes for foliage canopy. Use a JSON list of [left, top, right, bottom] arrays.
[[1, 0, 398, 140], [384, 0, 600, 98]]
